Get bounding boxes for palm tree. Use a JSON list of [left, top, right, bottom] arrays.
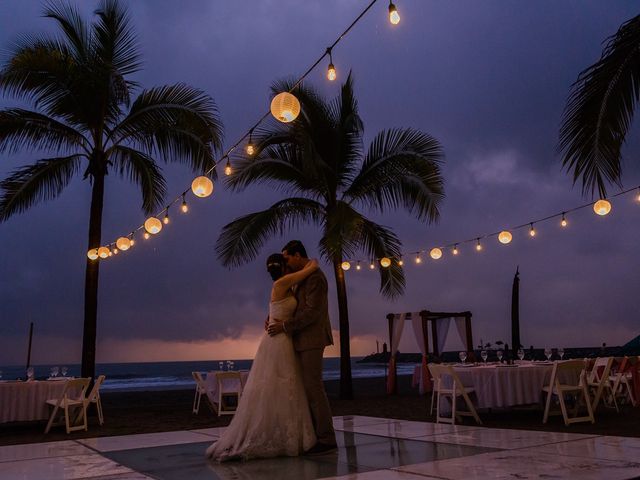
[[559, 15, 640, 198], [216, 74, 444, 399], [0, 1, 223, 379]]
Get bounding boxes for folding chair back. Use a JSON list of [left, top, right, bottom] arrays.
[[192, 371, 207, 414], [427, 364, 481, 425], [45, 377, 90, 434], [542, 360, 594, 426], [85, 375, 105, 425], [587, 357, 614, 411], [215, 371, 243, 416]]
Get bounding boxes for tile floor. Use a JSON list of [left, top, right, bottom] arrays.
[[1, 416, 639, 480]]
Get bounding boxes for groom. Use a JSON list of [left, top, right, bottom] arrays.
[[267, 240, 337, 454]]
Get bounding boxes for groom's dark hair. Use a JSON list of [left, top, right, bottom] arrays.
[[282, 240, 308, 258]]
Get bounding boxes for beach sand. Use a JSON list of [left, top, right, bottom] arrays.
[[0, 375, 638, 446]]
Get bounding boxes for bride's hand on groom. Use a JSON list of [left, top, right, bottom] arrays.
[[267, 320, 285, 336]]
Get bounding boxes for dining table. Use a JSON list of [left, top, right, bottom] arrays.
[[0, 378, 70, 423], [205, 370, 250, 401]]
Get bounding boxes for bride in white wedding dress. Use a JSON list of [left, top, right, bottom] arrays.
[[206, 254, 318, 461]]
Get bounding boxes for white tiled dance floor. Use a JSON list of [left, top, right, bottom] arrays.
[[1, 416, 639, 480]]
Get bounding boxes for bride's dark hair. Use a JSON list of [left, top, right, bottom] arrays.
[[266, 253, 286, 281]]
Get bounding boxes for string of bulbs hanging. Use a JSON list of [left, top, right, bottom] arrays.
[[88, 0, 400, 260], [337, 186, 640, 272]]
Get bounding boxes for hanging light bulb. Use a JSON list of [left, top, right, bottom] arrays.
[[224, 159, 232, 176], [191, 176, 214, 198], [380, 257, 391, 268], [369, 260, 375, 270], [388, 1, 400, 25], [398, 258, 404, 266], [246, 130, 255, 156], [476, 239, 482, 251], [415, 253, 422, 264], [429, 248, 442, 260], [108, 250, 113, 257], [498, 231, 512, 244], [181, 194, 188, 213], [113, 248, 119, 255], [129, 235, 135, 247], [144, 217, 162, 235], [341, 261, 351, 271], [143, 232, 150, 240], [453, 244, 459, 255], [326, 48, 337, 81], [270, 92, 301, 123], [116, 236, 131, 251], [356, 261, 361, 271], [163, 209, 170, 225], [529, 223, 536, 237], [636, 188, 640, 202], [87, 249, 99, 260], [98, 247, 110, 259], [561, 213, 568, 227], [593, 199, 611, 216]]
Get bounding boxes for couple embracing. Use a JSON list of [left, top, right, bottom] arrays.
[[206, 240, 337, 461]]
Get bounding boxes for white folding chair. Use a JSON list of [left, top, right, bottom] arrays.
[[192, 372, 208, 414], [214, 371, 243, 416], [542, 360, 594, 426], [428, 364, 482, 425], [85, 375, 105, 425], [609, 357, 636, 407], [45, 377, 90, 434], [587, 357, 615, 411]]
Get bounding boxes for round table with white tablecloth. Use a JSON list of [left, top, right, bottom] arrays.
[[0, 379, 69, 423]]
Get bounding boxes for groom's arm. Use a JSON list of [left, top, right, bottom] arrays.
[[284, 273, 326, 333]]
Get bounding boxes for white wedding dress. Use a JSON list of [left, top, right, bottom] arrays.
[[206, 295, 316, 461]]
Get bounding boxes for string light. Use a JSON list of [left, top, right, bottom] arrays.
[[498, 230, 512, 244], [398, 258, 404, 266], [341, 261, 351, 271], [181, 194, 188, 213], [270, 92, 301, 123], [453, 244, 459, 255], [380, 257, 391, 268], [429, 248, 442, 260], [163, 209, 170, 225], [246, 130, 255, 156], [475, 239, 482, 251], [129, 235, 135, 247], [356, 261, 361, 271], [529, 223, 536, 237], [388, 1, 400, 24], [144, 217, 162, 235], [637, 188, 640, 202], [98, 247, 109, 259], [593, 199, 611, 216], [143, 232, 150, 240], [415, 253, 422, 264], [191, 176, 214, 198], [87, 249, 98, 260], [369, 260, 375, 270], [108, 250, 113, 257], [326, 48, 337, 81], [561, 213, 567, 227], [116, 237, 131, 251], [113, 248, 119, 255], [224, 159, 232, 176]]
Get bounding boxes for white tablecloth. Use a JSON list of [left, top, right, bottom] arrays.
[[205, 371, 250, 401], [0, 380, 69, 423]]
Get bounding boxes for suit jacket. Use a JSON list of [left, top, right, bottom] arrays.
[[284, 268, 333, 351]]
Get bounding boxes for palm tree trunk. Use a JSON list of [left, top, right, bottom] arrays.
[[332, 256, 353, 400], [81, 173, 105, 379]]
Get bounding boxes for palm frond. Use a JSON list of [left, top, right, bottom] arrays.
[[216, 198, 325, 268], [110, 84, 223, 173], [108, 145, 166, 214], [0, 154, 82, 221], [344, 128, 444, 222], [559, 14, 640, 198], [43, 1, 90, 61], [0, 108, 89, 155]]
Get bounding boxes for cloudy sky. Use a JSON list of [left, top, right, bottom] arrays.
[[1, 0, 639, 366]]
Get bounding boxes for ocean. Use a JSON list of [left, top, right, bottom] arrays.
[[0, 357, 417, 391]]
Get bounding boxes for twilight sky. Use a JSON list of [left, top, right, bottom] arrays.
[[1, 0, 639, 366]]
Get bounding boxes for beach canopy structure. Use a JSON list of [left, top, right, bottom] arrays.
[[385, 310, 473, 394]]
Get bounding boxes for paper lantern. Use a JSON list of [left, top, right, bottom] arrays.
[[98, 247, 110, 259], [270, 92, 301, 123], [429, 248, 442, 260], [191, 176, 214, 198], [498, 231, 512, 244], [593, 199, 611, 216], [87, 249, 99, 260], [144, 217, 162, 235], [116, 237, 131, 251], [380, 257, 391, 268], [341, 261, 351, 271]]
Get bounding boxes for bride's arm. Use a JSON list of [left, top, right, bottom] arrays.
[[273, 259, 319, 293]]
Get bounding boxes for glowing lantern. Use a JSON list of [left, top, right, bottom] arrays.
[[429, 248, 442, 260], [116, 237, 131, 251], [144, 217, 162, 235], [341, 261, 351, 271], [87, 249, 99, 260], [593, 199, 611, 216], [270, 92, 301, 123], [380, 257, 391, 268], [498, 231, 512, 244], [191, 176, 214, 198], [98, 247, 109, 258]]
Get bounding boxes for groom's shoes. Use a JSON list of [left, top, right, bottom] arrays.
[[304, 443, 338, 456]]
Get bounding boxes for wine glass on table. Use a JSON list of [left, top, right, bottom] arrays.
[[517, 349, 525, 361], [27, 367, 34, 381], [544, 347, 552, 361], [61, 367, 68, 377], [497, 350, 504, 363], [481, 350, 488, 364], [459, 351, 467, 364], [0, 370, 3, 380], [558, 348, 565, 360], [52, 366, 59, 378]]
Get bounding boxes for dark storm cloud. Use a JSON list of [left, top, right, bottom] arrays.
[[1, 1, 639, 363]]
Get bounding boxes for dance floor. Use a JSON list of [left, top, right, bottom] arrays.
[[2, 416, 640, 479]]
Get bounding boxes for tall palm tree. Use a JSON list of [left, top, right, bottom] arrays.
[[559, 14, 640, 198], [0, 1, 223, 379], [216, 74, 444, 399]]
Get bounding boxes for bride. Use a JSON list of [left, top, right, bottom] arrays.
[[206, 253, 318, 461]]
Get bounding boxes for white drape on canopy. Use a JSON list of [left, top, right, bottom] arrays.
[[435, 317, 451, 354], [390, 313, 405, 354], [454, 317, 468, 350], [410, 313, 426, 356]]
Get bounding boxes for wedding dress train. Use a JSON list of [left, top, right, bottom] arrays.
[[206, 296, 316, 461]]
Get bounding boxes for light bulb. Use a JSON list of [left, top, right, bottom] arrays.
[[415, 253, 422, 264], [561, 213, 567, 227], [389, 1, 400, 25], [356, 261, 361, 271], [113, 248, 119, 255], [476, 239, 482, 251], [369, 261, 375, 270], [163, 211, 170, 224], [181, 195, 188, 213], [144, 232, 150, 240], [636, 188, 640, 202], [224, 160, 232, 176], [327, 63, 337, 81], [129, 238, 135, 247], [398, 259, 404, 266], [529, 224, 536, 237], [453, 245, 459, 255], [246, 143, 255, 156]]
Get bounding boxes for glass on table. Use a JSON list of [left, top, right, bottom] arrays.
[[459, 351, 467, 364], [544, 347, 552, 361], [229, 361, 235, 371], [497, 350, 504, 363], [61, 367, 68, 377], [517, 349, 525, 361], [219, 361, 224, 371], [52, 366, 59, 377], [26, 367, 34, 381], [0, 370, 3, 380], [481, 350, 488, 364], [558, 348, 565, 360]]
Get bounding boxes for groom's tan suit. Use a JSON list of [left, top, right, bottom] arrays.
[[283, 269, 336, 446]]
